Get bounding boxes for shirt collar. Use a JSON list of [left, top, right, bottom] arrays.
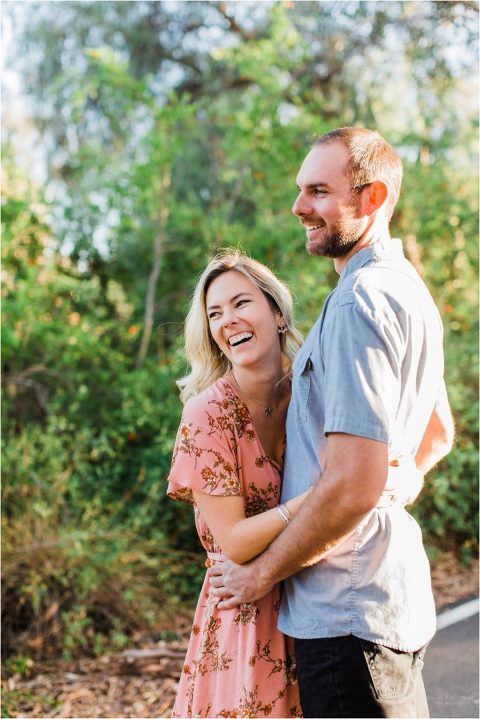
[[338, 238, 404, 285]]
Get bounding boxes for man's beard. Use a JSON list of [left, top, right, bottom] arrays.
[[305, 213, 364, 258]]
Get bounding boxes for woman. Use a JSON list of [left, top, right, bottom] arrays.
[[166, 249, 422, 717], [167, 250, 304, 717]]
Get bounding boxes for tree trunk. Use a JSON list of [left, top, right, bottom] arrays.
[[135, 167, 171, 369]]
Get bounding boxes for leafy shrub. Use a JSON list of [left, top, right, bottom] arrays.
[[2, 190, 203, 658]]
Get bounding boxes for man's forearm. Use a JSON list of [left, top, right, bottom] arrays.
[[252, 465, 378, 587]]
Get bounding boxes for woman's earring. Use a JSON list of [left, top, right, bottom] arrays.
[[278, 323, 287, 335]]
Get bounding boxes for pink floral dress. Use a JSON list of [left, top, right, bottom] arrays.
[[167, 378, 302, 718]]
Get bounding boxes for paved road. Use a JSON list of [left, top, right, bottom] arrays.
[[423, 612, 479, 718]]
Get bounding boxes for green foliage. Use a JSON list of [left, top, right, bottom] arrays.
[[395, 132, 479, 558], [2, 182, 204, 658], [3, 656, 34, 678], [1, 688, 61, 718], [2, 0, 478, 659]]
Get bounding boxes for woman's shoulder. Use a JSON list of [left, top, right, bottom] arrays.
[[183, 378, 237, 420]]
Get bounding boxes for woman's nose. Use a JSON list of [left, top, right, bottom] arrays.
[[221, 307, 238, 327]]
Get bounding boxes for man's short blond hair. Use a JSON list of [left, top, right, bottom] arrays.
[[313, 127, 403, 221]]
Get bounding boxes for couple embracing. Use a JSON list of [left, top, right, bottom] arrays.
[[166, 127, 454, 718]]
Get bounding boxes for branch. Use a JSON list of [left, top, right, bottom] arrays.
[[216, 2, 257, 41], [121, 646, 186, 659], [135, 167, 170, 369], [57, 266, 94, 281], [4, 365, 57, 414]]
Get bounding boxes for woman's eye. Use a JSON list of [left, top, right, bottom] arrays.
[[236, 299, 249, 308], [208, 312, 220, 319]]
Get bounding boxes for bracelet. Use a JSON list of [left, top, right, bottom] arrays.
[[277, 503, 292, 526], [277, 505, 289, 525]]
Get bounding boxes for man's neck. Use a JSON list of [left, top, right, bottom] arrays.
[[333, 225, 392, 275]]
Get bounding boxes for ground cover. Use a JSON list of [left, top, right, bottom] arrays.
[[2, 552, 478, 719]]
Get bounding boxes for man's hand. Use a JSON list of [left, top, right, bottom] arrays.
[[209, 559, 275, 609]]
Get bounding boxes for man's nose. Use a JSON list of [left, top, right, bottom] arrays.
[[292, 192, 309, 216]]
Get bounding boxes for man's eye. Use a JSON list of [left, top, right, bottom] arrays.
[[314, 189, 327, 196]]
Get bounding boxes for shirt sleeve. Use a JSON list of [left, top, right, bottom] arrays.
[[323, 294, 405, 442], [166, 393, 243, 505]]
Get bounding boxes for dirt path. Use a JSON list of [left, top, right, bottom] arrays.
[[2, 553, 478, 718]]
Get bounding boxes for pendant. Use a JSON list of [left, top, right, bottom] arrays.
[[264, 406, 273, 417]]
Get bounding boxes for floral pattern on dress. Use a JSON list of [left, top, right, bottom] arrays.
[[245, 480, 279, 517], [167, 379, 302, 718], [233, 602, 259, 627]]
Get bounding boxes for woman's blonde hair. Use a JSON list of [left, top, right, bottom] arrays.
[[177, 249, 303, 403]]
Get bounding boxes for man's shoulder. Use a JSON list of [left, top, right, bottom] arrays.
[[329, 265, 441, 340], [354, 254, 419, 288], [339, 256, 432, 315]]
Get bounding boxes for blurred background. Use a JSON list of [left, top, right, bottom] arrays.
[[2, 1, 478, 716]]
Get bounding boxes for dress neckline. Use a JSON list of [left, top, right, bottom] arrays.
[[219, 378, 285, 472]]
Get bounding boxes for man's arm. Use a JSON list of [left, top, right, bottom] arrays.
[[192, 486, 310, 565], [209, 432, 388, 608]]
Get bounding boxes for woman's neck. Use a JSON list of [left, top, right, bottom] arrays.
[[228, 364, 286, 407]]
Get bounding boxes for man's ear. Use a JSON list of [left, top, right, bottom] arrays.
[[362, 180, 389, 216]]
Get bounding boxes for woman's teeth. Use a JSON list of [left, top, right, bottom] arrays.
[[229, 332, 253, 347]]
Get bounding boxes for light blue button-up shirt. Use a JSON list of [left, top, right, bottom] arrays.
[[279, 238, 445, 651]]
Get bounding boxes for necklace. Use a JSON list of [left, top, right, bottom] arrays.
[[231, 372, 281, 418]]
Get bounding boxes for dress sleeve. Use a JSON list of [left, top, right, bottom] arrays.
[[166, 392, 243, 505]]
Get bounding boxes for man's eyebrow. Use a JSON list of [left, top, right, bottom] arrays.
[[296, 182, 333, 190], [207, 292, 253, 311]]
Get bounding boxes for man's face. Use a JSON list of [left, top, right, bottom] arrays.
[[292, 142, 368, 258]]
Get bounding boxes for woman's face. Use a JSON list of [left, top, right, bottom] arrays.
[[205, 269, 283, 372]]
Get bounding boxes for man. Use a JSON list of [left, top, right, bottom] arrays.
[[210, 127, 454, 717]]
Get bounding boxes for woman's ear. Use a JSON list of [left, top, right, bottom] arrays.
[[362, 180, 389, 216]]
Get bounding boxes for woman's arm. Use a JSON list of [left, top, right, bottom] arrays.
[[192, 489, 310, 564], [415, 385, 454, 474], [392, 384, 454, 506]]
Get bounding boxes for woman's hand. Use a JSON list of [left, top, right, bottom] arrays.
[[379, 456, 424, 507]]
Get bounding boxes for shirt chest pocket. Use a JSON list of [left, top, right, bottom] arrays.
[[295, 352, 314, 420]]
